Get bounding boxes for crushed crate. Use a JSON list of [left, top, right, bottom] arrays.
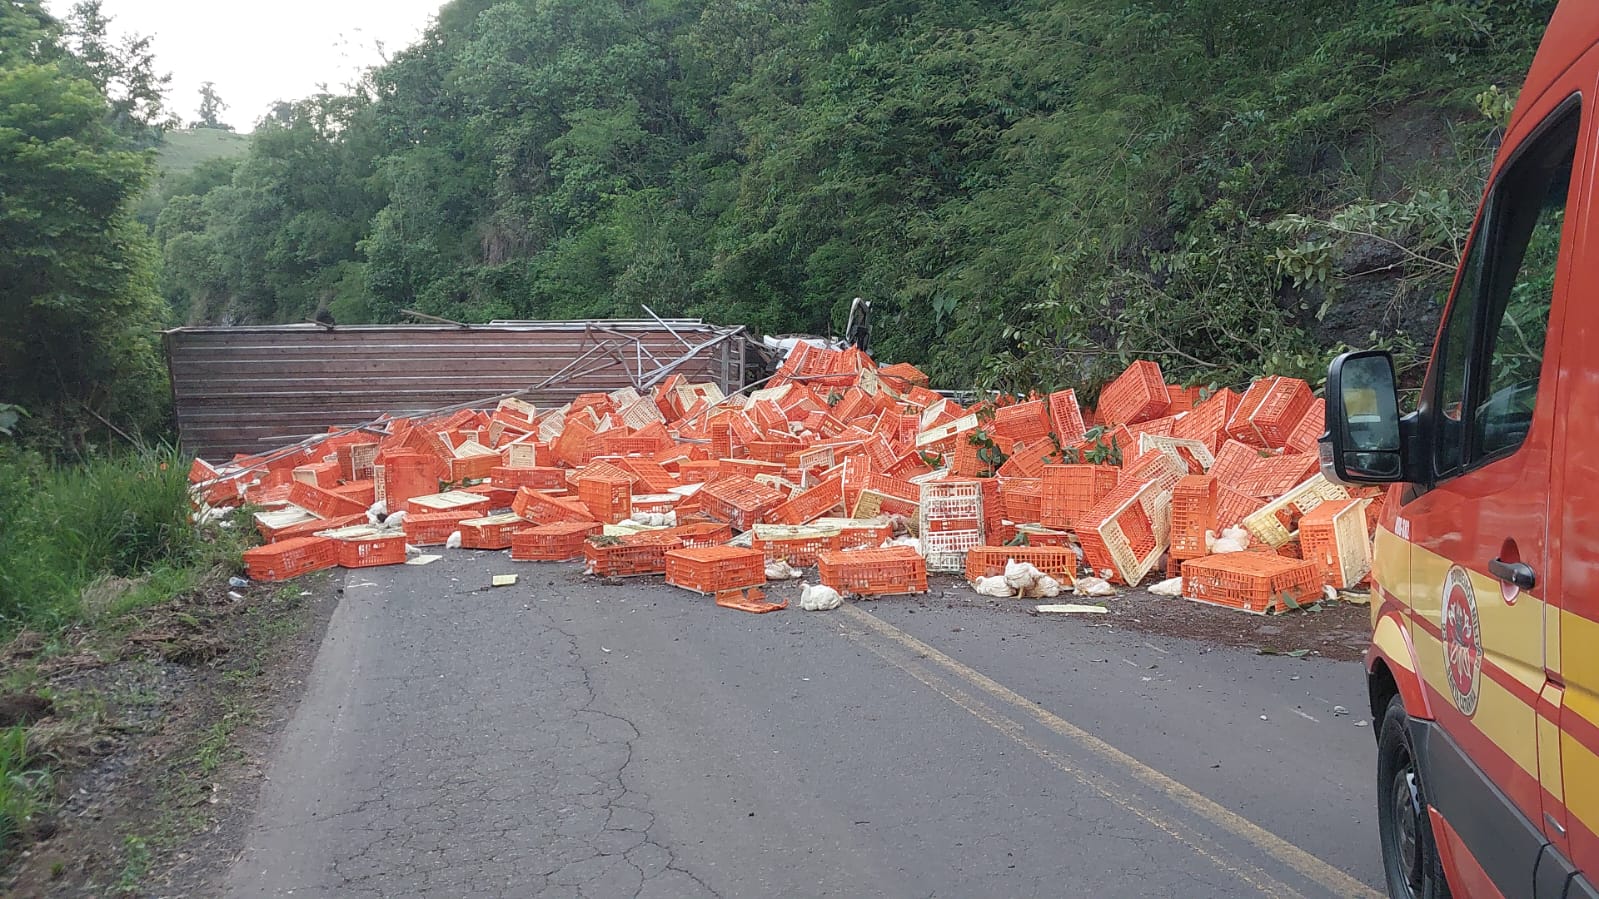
[[1181, 553, 1322, 614], [664, 546, 767, 594], [964, 547, 1079, 581], [1077, 479, 1171, 586], [1040, 464, 1120, 530], [512, 521, 605, 561], [1298, 499, 1373, 588], [458, 513, 529, 550], [243, 536, 338, 582], [751, 524, 842, 567], [817, 546, 928, 596]]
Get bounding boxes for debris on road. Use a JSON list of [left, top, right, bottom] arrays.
[[200, 342, 1380, 622], [1035, 604, 1110, 615]]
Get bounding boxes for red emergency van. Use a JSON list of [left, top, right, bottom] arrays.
[[1320, 3, 1599, 897]]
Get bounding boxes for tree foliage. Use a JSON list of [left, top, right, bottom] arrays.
[[154, 0, 1555, 391], [0, 0, 170, 452]]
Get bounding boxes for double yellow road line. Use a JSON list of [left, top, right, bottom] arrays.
[[837, 604, 1382, 899]]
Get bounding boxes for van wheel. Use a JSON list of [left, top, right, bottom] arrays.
[[1377, 694, 1451, 899]]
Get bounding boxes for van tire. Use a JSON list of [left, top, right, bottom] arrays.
[[1377, 694, 1451, 899]]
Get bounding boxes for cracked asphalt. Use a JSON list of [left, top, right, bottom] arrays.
[[224, 551, 1385, 898]]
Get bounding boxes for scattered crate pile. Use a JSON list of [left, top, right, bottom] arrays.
[[194, 345, 1380, 616]]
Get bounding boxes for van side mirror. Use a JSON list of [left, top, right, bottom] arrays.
[[1320, 351, 1407, 484]]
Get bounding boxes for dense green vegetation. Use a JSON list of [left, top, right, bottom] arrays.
[[148, 0, 1553, 394]]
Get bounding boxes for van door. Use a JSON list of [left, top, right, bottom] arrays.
[[1399, 97, 1583, 899]]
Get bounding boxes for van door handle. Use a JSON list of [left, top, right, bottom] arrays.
[[1489, 558, 1536, 590]]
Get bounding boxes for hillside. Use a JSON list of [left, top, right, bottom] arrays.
[[155, 127, 249, 175], [147, 0, 1557, 395]]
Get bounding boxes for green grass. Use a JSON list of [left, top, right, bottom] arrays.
[[0, 446, 245, 637], [154, 128, 248, 176], [0, 725, 51, 856]]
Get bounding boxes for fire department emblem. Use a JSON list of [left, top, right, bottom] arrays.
[[1442, 566, 1482, 717]]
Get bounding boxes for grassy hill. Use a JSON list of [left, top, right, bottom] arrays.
[[156, 127, 249, 176]]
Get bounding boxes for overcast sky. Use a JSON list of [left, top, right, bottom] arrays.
[[48, 0, 446, 131]]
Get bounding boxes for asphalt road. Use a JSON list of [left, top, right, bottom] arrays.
[[224, 551, 1386, 899]]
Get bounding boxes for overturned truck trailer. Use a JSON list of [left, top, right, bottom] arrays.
[[165, 320, 752, 462]]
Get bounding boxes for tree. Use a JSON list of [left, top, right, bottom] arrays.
[[0, 59, 167, 451], [193, 80, 231, 129], [61, 0, 174, 144]]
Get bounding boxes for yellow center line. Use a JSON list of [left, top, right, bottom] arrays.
[[838, 603, 1383, 899]]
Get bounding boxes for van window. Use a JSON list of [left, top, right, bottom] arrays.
[[1430, 102, 1578, 476]]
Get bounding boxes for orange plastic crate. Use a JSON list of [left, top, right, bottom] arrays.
[[243, 536, 338, 582], [491, 466, 567, 491], [1040, 464, 1120, 530], [768, 475, 844, 525], [1286, 398, 1326, 454], [698, 475, 786, 531], [337, 442, 380, 481], [1298, 499, 1372, 588], [1096, 360, 1170, 426], [963, 546, 1079, 581], [457, 513, 527, 550], [335, 532, 408, 568], [512, 488, 595, 525], [751, 526, 843, 567], [577, 475, 633, 524], [831, 520, 894, 549], [1235, 453, 1318, 500], [1226, 377, 1313, 449], [511, 521, 603, 561], [1001, 479, 1043, 524], [1170, 475, 1218, 561], [719, 458, 786, 480], [448, 452, 500, 482], [677, 459, 723, 484], [1208, 440, 1265, 485], [991, 399, 1051, 443], [1048, 389, 1087, 444], [1180, 552, 1322, 614], [816, 546, 928, 596], [1214, 486, 1267, 530], [1076, 479, 1171, 585], [1166, 385, 1204, 414], [996, 441, 1055, 478], [584, 532, 681, 577], [615, 458, 679, 493], [1172, 388, 1241, 454], [664, 545, 767, 594], [403, 511, 475, 546], [288, 481, 368, 519]]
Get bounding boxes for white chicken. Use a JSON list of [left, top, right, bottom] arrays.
[[799, 582, 843, 611], [445, 531, 463, 549]]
